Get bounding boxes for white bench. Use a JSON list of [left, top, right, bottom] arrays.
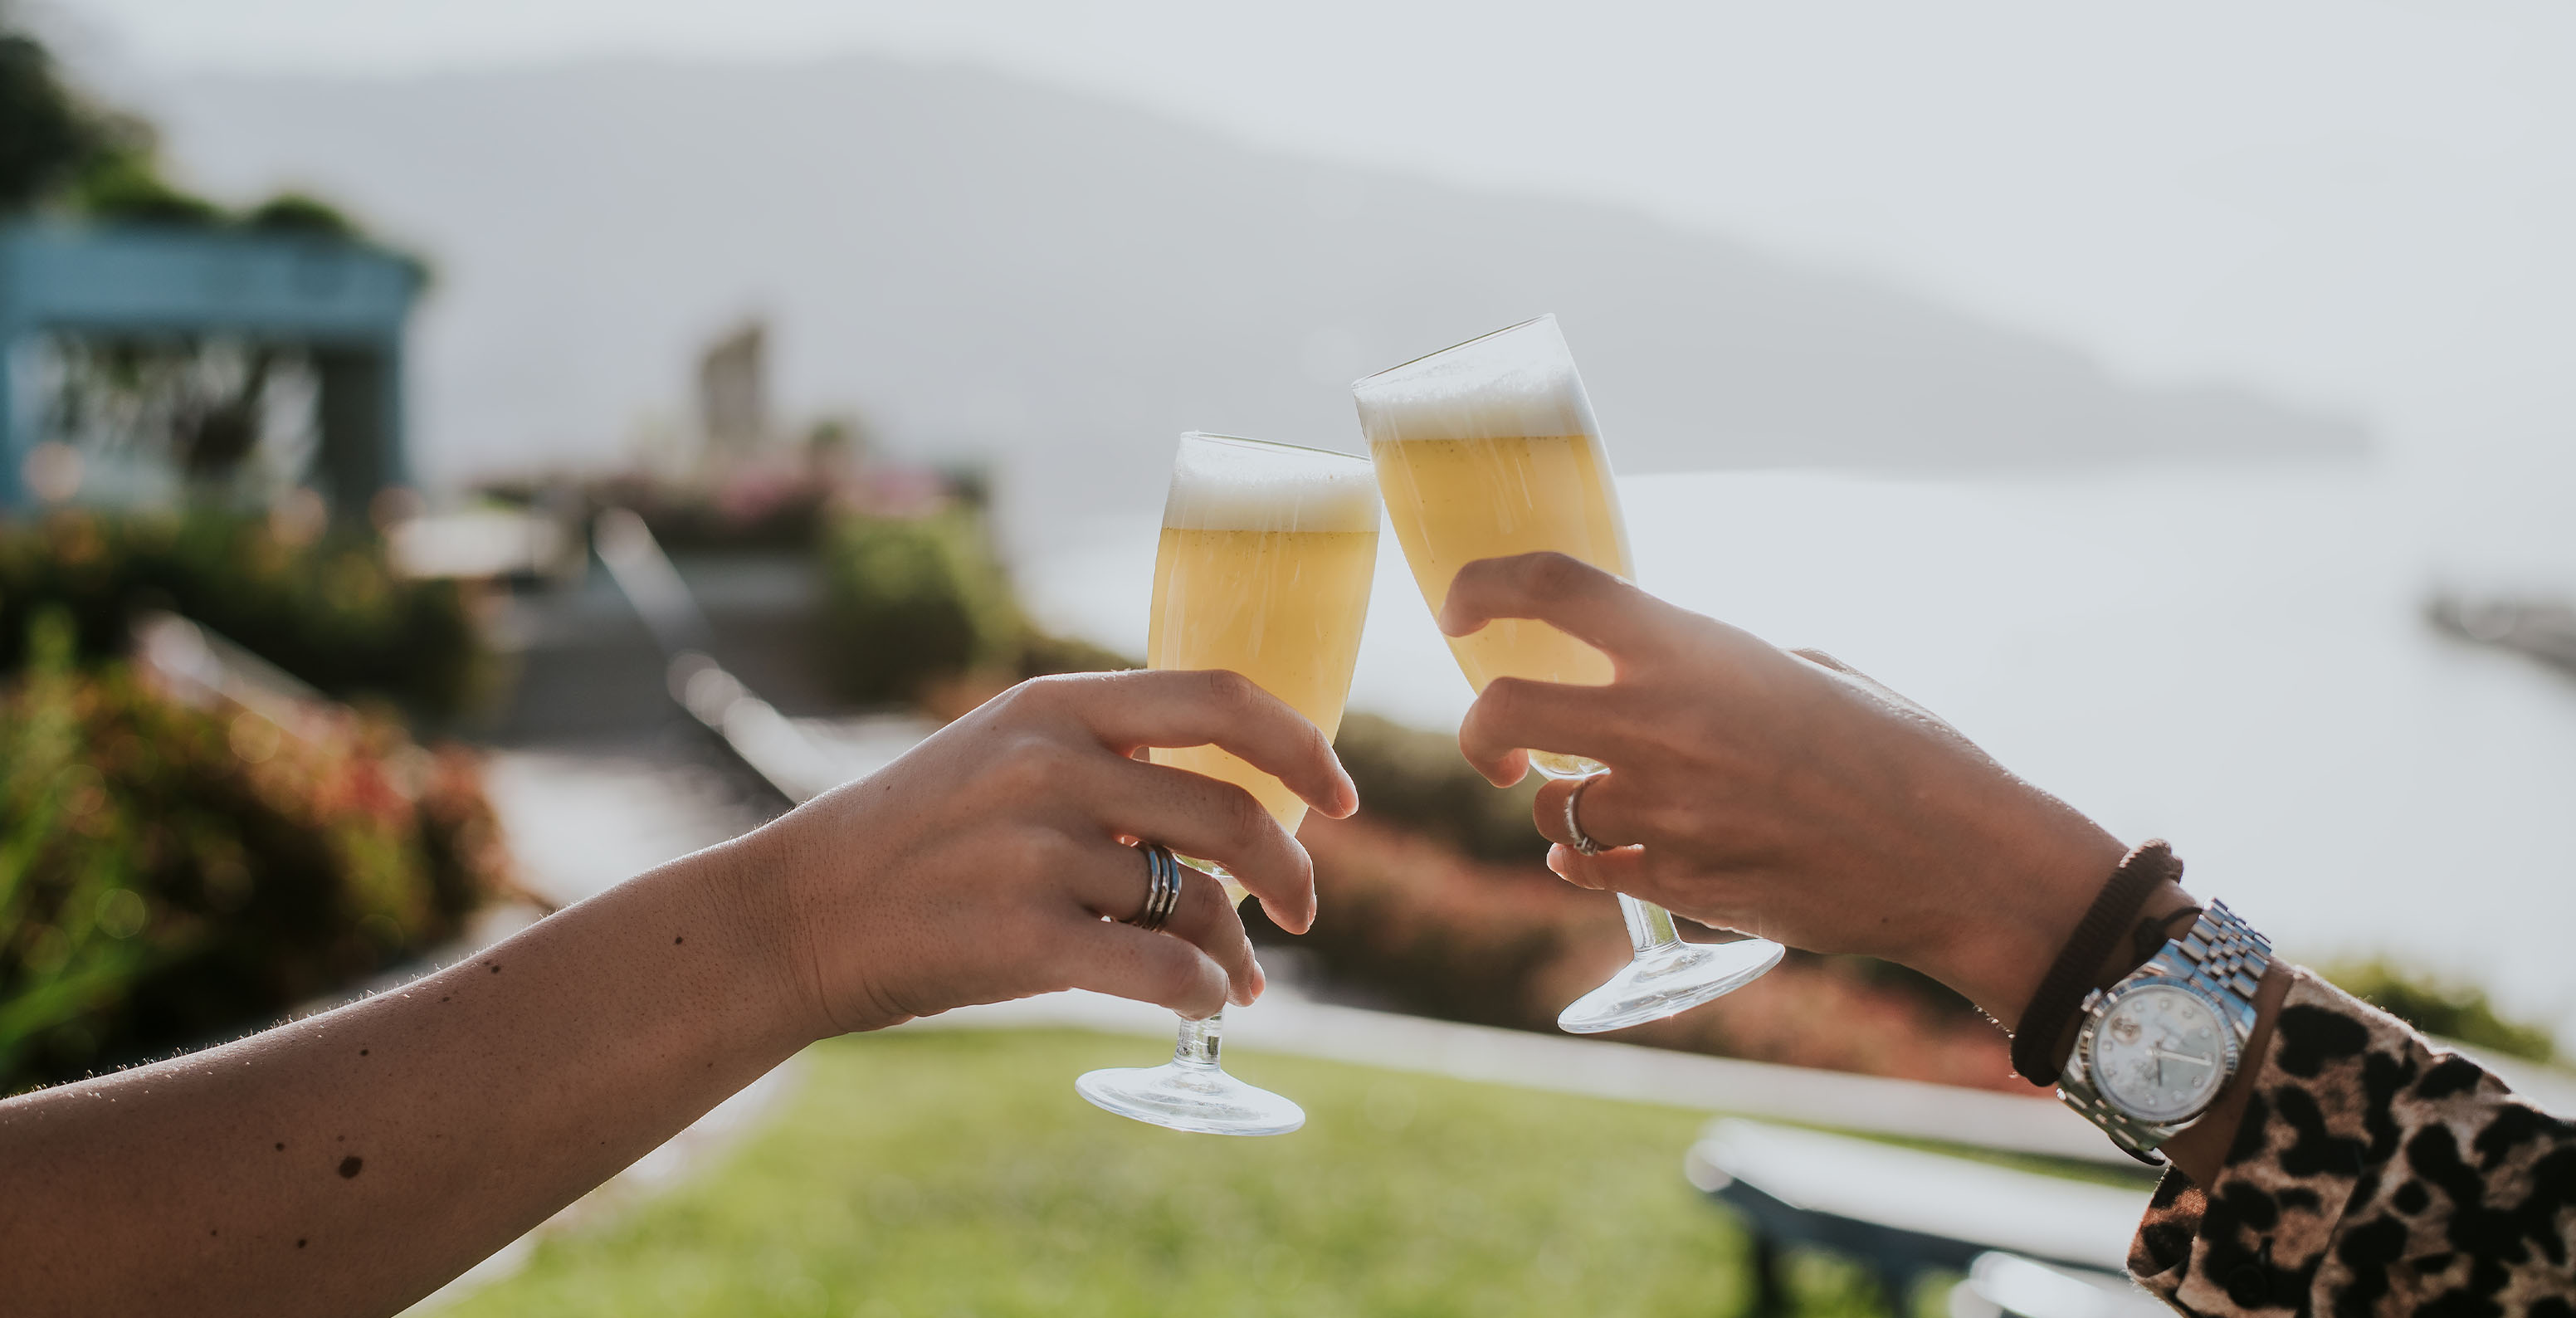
[[1685, 1119, 2166, 1315]]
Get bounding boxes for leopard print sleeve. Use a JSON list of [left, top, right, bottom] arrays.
[[2126, 969, 2576, 1316]]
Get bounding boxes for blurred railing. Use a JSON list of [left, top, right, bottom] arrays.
[[593, 507, 842, 806]]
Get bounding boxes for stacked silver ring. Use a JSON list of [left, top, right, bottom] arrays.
[[1564, 775, 1606, 857], [1129, 842, 1183, 933]]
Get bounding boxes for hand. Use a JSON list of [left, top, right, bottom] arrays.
[[1439, 552, 2125, 1024], [753, 669, 1358, 1035]]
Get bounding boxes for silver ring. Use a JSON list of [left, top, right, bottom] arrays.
[[1564, 775, 1606, 857], [1129, 842, 1182, 933]]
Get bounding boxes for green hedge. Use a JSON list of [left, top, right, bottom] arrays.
[[0, 611, 516, 1092], [2320, 959, 2558, 1062], [817, 509, 1031, 705], [0, 509, 485, 719], [1330, 714, 1544, 864]]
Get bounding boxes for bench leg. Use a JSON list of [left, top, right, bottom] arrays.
[[1747, 1233, 1788, 1318]]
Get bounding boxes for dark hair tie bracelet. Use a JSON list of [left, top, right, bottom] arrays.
[[2011, 840, 2186, 1086]]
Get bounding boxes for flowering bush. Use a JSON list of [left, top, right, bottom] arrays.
[[0, 509, 485, 717], [0, 612, 515, 1092], [1275, 814, 2022, 1091]]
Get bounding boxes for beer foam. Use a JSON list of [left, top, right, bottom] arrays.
[[1351, 314, 1601, 443], [1352, 388, 1598, 445], [1162, 433, 1381, 533]]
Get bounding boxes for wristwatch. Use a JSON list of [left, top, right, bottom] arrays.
[[2056, 901, 2271, 1164]]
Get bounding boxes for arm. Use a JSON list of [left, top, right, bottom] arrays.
[[0, 669, 1356, 1318], [1440, 553, 2576, 1309]]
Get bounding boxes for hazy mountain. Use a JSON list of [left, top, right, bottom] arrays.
[[134, 57, 2365, 526]]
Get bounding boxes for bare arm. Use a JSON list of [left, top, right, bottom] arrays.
[[0, 841, 808, 1316], [0, 669, 1356, 1318]]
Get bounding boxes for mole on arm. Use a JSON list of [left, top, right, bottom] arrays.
[[339, 1155, 363, 1179], [274, 1142, 285, 1152], [674, 936, 685, 945]]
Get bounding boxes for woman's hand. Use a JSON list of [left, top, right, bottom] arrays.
[[754, 668, 1358, 1037], [1439, 552, 2126, 1024]]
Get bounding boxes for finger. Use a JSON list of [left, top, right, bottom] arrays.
[[1076, 755, 1317, 933], [1546, 840, 1637, 890], [1545, 843, 1698, 918], [1156, 861, 1265, 1007], [1457, 676, 1626, 788], [1530, 770, 1640, 852], [1790, 647, 1855, 674], [1068, 845, 1263, 1005], [1056, 915, 1232, 1019], [1036, 670, 1358, 819], [1436, 552, 1670, 661]]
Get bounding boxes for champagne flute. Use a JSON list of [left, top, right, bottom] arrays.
[[1354, 315, 1784, 1034], [1075, 432, 1381, 1135]]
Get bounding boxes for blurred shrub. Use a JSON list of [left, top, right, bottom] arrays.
[[2321, 958, 2558, 1062], [241, 192, 358, 238], [1264, 815, 2021, 1089], [0, 610, 516, 1091], [0, 23, 97, 212], [64, 141, 225, 227], [596, 473, 833, 554], [0, 510, 485, 718], [817, 509, 1030, 705], [1332, 713, 1544, 863]]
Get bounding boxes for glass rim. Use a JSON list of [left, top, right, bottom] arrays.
[[1178, 431, 1373, 466], [1350, 314, 1556, 392]]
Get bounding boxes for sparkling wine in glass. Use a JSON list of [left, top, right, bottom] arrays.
[[1354, 315, 1783, 1034], [1074, 432, 1380, 1135]]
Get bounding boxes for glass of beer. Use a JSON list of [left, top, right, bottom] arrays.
[[1075, 432, 1380, 1135], [1355, 315, 1783, 1034]]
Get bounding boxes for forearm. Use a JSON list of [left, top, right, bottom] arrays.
[[0, 826, 817, 1318]]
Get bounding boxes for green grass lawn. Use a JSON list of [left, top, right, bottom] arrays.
[[441, 1028, 1779, 1318]]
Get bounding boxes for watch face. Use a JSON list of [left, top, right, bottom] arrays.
[[2086, 984, 2232, 1122]]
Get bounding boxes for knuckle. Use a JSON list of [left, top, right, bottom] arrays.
[[1183, 870, 1232, 919], [1199, 667, 1262, 713], [988, 736, 1065, 793], [996, 675, 1059, 712], [1219, 788, 1275, 847], [1529, 550, 1585, 597], [993, 826, 1069, 876], [1479, 676, 1534, 720], [1155, 953, 1213, 1010]]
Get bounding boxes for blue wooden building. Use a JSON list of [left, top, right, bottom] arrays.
[[0, 222, 422, 511]]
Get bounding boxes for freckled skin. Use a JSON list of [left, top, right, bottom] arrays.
[[0, 670, 1354, 1318]]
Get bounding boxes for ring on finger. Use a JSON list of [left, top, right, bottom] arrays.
[[1127, 842, 1183, 933], [1564, 774, 1607, 857]]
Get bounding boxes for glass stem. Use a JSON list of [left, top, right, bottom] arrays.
[[1618, 894, 1683, 957], [1172, 1008, 1224, 1071]]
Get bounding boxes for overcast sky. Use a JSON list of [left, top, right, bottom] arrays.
[[37, 0, 2576, 448]]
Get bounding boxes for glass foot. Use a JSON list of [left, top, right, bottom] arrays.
[[1076, 1062, 1306, 1136], [1556, 937, 1786, 1034]]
